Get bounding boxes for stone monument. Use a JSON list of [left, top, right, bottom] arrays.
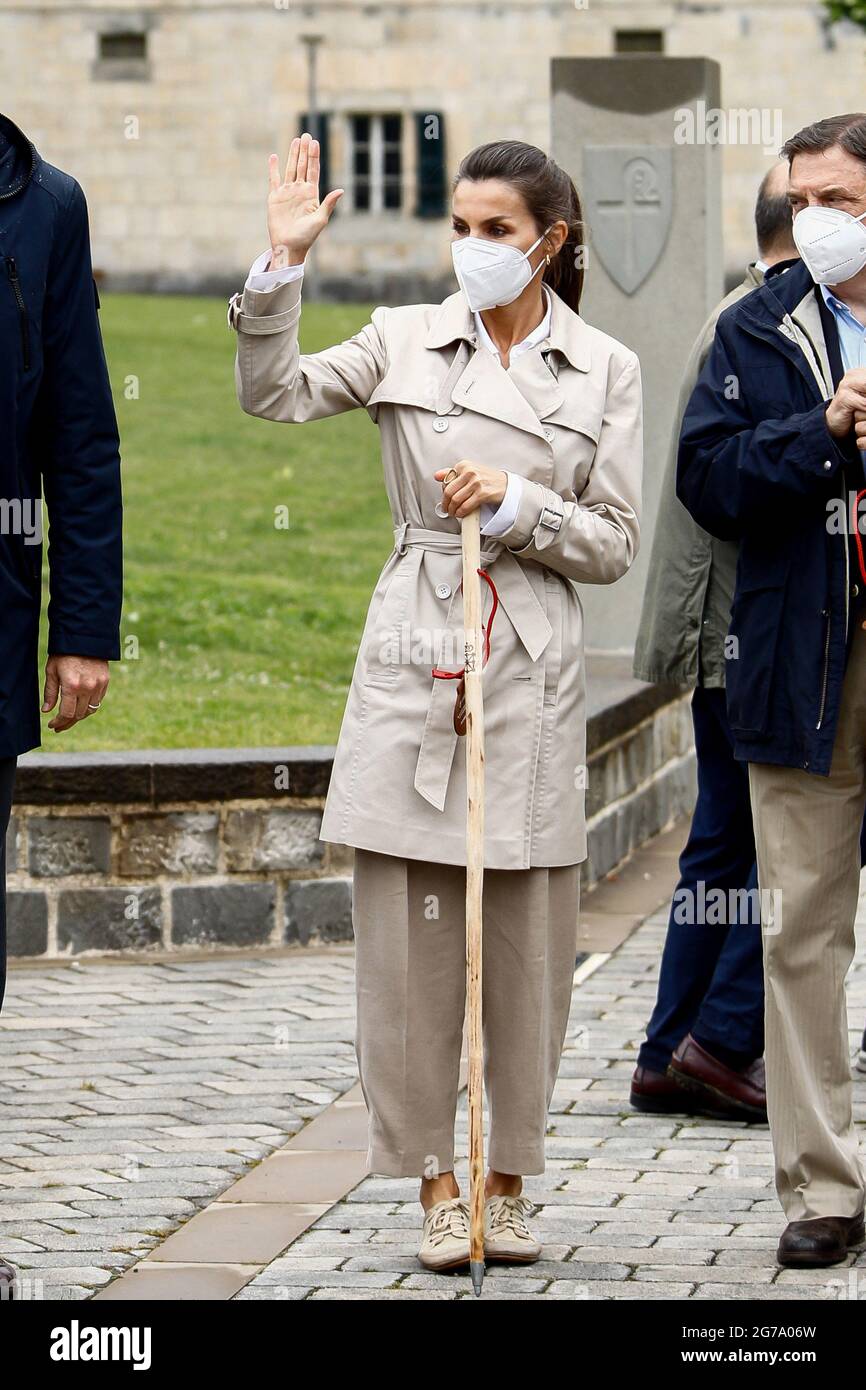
[[551, 57, 724, 654]]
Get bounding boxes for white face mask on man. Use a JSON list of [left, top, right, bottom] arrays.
[[793, 204, 866, 285], [451, 227, 552, 312]]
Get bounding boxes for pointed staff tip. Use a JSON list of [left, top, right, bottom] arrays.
[[470, 1260, 485, 1296]]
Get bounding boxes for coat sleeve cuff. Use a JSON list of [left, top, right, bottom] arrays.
[[495, 478, 563, 553], [228, 273, 303, 335], [806, 402, 861, 476], [47, 629, 120, 661]]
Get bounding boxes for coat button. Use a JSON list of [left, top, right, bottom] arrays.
[[435, 583, 452, 599], [433, 418, 449, 433], [542, 426, 555, 443], [823, 460, 832, 470], [854, 584, 860, 598]]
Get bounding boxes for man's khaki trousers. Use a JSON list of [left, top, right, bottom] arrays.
[[749, 622, 866, 1223], [351, 848, 580, 1179]]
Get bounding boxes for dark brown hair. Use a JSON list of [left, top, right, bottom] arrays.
[[453, 140, 585, 313], [781, 113, 866, 167]]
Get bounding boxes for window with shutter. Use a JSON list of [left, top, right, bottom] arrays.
[[347, 114, 403, 213], [415, 112, 446, 218], [300, 111, 331, 196]]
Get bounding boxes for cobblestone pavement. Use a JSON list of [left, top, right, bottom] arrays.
[[3, 883, 866, 1301], [0, 950, 358, 1299], [236, 891, 866, 1302]]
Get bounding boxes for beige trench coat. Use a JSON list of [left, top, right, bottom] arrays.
[[229, 276, 642, 869]]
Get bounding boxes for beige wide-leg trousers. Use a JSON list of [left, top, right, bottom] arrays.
[[749, 621, 866, 1223], [351, 848, 580, 1178]]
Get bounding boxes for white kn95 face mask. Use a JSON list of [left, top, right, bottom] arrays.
[[451, 228, 551, 312], [793, 204, 866, 285]]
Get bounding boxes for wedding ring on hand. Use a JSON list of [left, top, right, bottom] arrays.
[[87, 703, 101, 711]]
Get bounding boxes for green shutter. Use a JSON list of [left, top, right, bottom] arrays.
[[300, 111, 330, 194], [415, 111, 446, 218]]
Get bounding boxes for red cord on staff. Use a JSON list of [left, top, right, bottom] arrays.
[[431, 568, 499, 681]]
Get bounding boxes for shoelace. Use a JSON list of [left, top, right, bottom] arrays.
[[485, 1195, 535, 1239], [425, 1199, 470, 1247]]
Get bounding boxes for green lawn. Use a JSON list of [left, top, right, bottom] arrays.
[[39, 294, 392, 750]]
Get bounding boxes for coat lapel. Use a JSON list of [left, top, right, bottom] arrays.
[[424, 288, 593, 440], [506, 349, 564, 421], [450, 344, 549, 440]]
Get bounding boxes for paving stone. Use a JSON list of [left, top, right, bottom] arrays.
[[250, 1267, 396, 1289], [308, 1287, 459, 1300], [545, 1279, 695, 1299], [691, 1284, 818, 1301], [232, 1284, 313, 1300], [634, 1263, 776, 1284], [149, 1202, 330, 1265], [93, 1261, 260, 1301]]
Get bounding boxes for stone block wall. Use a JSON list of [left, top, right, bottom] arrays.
[[7, 750, 353, 960], [7, 669, 695, 959]]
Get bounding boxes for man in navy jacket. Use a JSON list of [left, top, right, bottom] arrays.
[[678, 113, 866, 1270], [0, 112, 122, 1295]]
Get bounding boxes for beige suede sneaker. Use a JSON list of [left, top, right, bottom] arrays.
[[418, 1197, 471, 1272], [483, 1194, 542, 1263]]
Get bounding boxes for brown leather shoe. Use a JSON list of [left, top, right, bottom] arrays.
[[778, 1211, 865, 1268], [0, 1259, 16, 1301], [630, 1064, 700, 1115], [667, 1034, 767, 1123]]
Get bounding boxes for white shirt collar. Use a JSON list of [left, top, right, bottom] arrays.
[[474, 284, 553, 360]]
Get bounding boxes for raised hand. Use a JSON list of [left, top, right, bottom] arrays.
[[266, 132, 344, 270]]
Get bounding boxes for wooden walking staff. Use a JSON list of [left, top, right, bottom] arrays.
[[433, 472, 500, 1294], [460, 506, 486, 1297]]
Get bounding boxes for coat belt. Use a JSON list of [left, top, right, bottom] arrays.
[[391, 523, 553, 811]]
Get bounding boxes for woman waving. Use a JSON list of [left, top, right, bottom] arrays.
[[229, 133, 642, 1273]]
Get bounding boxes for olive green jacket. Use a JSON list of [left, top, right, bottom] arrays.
[[633, 264, 764, 689]]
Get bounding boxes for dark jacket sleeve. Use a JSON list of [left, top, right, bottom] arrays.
[[676, 314, 853, 541], [39, 179, 122, 657]]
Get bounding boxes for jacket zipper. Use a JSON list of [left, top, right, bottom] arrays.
[[816, 608, 831, 730], [774, 312, 850, 733], [5, 258, 30, 370]]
